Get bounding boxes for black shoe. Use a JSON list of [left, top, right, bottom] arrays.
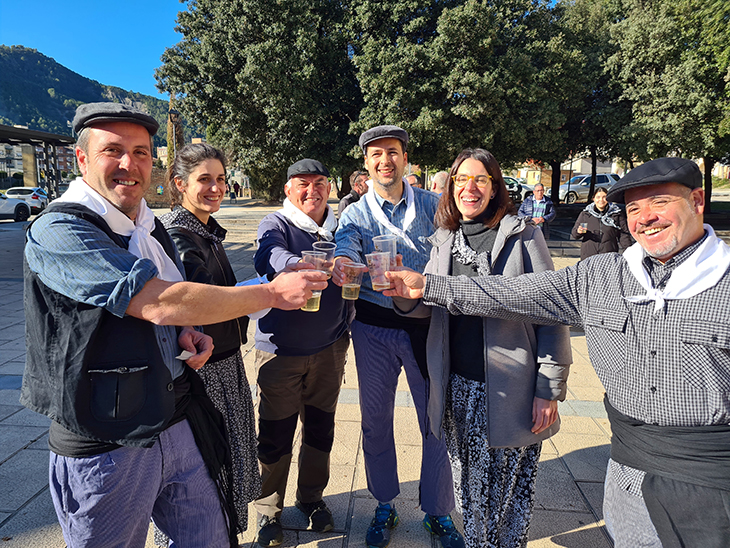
[[366, 503, 399, 548], [295, 499, 335, 532], [257, 515, 283, 547], [423, 514, 465, 548]]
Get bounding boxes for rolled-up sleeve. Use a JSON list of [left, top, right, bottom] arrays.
[[25, 213, 158, 318]]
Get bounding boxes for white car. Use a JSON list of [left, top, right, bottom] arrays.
[[0, 193, 31, 222], [5, 187, 49, 213], [558, 174, 620, 204]]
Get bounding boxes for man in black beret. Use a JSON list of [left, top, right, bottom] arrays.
[[386, 156, 730, 548], [22, 103, 327, 547], [252, 158, 350, 546], [332, 126, 464, 548]]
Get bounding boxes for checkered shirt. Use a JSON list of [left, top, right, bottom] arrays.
[[424, 233, 730, 495]]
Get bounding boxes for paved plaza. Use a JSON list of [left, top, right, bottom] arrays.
[[0, 199, 617, 547]]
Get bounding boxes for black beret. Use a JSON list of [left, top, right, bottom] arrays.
[[287, 159, 330, 180], [73, 102, 159, 135], [606, 157, 702, 204], [359, 125, 409, 153]]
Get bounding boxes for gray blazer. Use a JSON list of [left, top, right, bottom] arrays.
[[396, 215, 572, 447]]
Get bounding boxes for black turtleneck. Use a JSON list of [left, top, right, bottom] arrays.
[[449, 219, 499, 382]]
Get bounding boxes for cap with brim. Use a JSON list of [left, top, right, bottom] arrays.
[[73, 102, 159, 135], [606, 157, 701, 204], [287, 159, 330, 180], [358, 125, 409, 154]]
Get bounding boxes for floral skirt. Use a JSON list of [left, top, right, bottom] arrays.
[[444, 373, 541, 548], [155, 350, 260, 544]]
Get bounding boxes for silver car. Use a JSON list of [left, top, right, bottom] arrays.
[[558, 174, 620, 204], [0, 193, 31, 222], [5, 187, 49, 213]]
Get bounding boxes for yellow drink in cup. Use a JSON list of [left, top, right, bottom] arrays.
[[342, 284, 361, 300], [301, 290, 322, 312], [341, 261, 366, 300]]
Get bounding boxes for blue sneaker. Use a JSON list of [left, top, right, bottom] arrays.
[[366, 503, 399, 548], [423, 514, 465, 548]]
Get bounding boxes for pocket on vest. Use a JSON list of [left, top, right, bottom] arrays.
[[88, 364, 149, 421]]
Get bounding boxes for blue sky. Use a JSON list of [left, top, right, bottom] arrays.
[[0, 0, 184, 99]]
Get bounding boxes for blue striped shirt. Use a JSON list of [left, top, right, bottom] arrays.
[[335, 185, 438, 309]]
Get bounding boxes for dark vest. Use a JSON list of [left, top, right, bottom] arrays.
[[21, 203, 181, 447]]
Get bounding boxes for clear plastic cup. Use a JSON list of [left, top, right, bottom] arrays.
[[301, 250, 327, 271], [365, 251, 391, 292], [312, 241, 336, 278], [373, 235, 397, 269], [341, 261, 365, 300], [301, 290, 322, 312]]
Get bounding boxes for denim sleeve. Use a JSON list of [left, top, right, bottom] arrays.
[[334, 205, 364, 262], [25, 212, 158, 318]]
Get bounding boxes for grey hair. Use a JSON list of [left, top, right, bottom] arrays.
[[432, 171, 449, 191]]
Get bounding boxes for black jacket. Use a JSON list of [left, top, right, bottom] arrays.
[[161, 207, 249, 360], [571, 205, 633, 260]]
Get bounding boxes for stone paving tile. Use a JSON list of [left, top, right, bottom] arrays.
[[534, 457, 590, 513], [0, 404, 21, 422], [0, 376, 23, 390], [0, 425, 48, 463], [1, 408, 51, 428], [555, 416, 606, 437], [0, 361, 25, 375], [577, 481, 605, 521], [0, 489, 66, 548], [27, 433, 49, 450], [349, 497, 435, 548], [0, 388, 21, 406], [528, 510, 611, 547], [551, 435, 611, 483], [0, 450, 50, 512]]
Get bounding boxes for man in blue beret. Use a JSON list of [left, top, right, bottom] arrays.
[[333, 125, 464, 548], [21, 102, 328, 547], [386, 157, 730, 548], [253, 159, 350, 546]]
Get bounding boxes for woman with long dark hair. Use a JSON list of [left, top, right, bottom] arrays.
[[396, 149, 572, 548], [156, 143, 260, 542], [571, 186, 632, 260]]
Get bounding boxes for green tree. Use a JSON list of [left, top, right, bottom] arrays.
[[608, 0, 730, 210], [156, 0, 362, 199]]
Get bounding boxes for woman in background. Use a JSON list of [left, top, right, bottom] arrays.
[[571, 186, 632, 260]]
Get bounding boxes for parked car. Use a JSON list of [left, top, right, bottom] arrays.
[[558, 173, 620, 204], [517, 180, 536, 201], [5, 187, 49, 213], [0, 193, 32, 222], [504, 176, 523, 203]]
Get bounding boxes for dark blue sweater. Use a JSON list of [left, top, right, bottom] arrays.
[[254, 211, 348, 356]]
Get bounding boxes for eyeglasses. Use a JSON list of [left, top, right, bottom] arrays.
[[452, 174, 492, 188]]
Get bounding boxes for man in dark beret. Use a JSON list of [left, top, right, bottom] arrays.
[[332, 125, 464, 548], [386, 156, 730, 548], [252, 158, 349, 546], [21, 102, 328, 547]]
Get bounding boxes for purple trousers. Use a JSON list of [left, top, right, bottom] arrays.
[[49, 419, 228, 548], [351, 320, 455, 515]]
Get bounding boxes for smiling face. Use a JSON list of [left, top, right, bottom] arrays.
[[176, 158, 226, 224], [593, 190, 608, 210], [77, 121, 153, 219], [363, 137, 408, 195], [533, 184, 545, 200], [454, 158, 494, 220], [285, 173, 331, 225], [625, 182, 705, 263]]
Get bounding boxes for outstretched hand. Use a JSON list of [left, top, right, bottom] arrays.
[[383, 269, 425, 299]]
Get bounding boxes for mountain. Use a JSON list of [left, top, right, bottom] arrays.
[[0, 45, 195, 147]]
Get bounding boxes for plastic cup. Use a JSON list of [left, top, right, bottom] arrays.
[[312, 241, 336, 278], [342, 261, 365, 300], [365, 251, 391, 292], [301, 250, 327, 271], [301, 290, 322, 312], [373, 235, 397, 269]]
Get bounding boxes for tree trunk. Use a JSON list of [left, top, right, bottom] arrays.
[[549, 160, 561, 203], [589, 146, 598, 202], [704, 156, 714, 215]]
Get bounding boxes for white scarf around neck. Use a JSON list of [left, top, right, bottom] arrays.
[[56, 177, 183, 282], [280, 198, 337, 241], [363, 177, 417, 250], [623, 224, 730, 313]]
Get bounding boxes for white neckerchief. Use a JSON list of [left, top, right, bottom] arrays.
[[363, 178, 417, 250], [280, 198, 337, 241], [623, 224, 730, 313], [56, 178, 183, 282]]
